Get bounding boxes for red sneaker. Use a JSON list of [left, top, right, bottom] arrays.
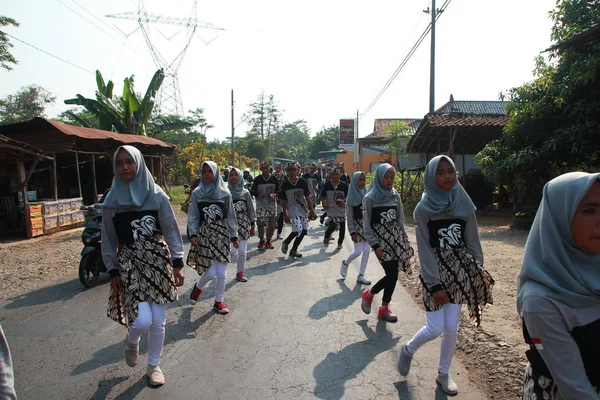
[[265, 241, 274, 249], [236, 271, 248, 282], [189, 285, 202, 305], [213, 301, 230, 314], [378, 306, 398, 322], [257, 240, 265, 249], [361, 289, 373, 314]]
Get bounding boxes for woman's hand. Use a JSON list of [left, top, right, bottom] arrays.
[[232, 240, 240, 249], [351, 234, 358, 243], [284, 215, 291, 224], [374, 248, 384, 259], [191, 236, 199, 246], [309, 210, 317, 220], [173, 268, 185, 287], [250, 225, 255, 237], [110, 276, 123, 293], [432, 290, 450, 306]]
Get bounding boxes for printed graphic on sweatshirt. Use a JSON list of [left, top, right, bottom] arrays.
[[112, 210, 162, 246], [233, 198, 251, 240], [369, 205, 413, 272], [131, 215, 159, 241], [426, 218, 466, 249], [196, 201, 226, 225]]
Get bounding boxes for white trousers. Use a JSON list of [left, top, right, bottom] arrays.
[[344, 241, 370, 275], [231, 240, 248, 273], [195, 263, 227, 302], [406, 303, 461, 375], [128, 302, 167, 367]]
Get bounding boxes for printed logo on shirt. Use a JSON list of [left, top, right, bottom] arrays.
[[380, 208, 396, 224], [438, 223, 462, 248], [234, 199, 247, 213], [131, 215, 159, 241], [293, 189, 308, 212], [203, 204, 224, 222], [532, 338, 544, 351]]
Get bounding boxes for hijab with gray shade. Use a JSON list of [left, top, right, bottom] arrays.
[[227, 167, 249, 199], [347, 171, 367, 206], [364, 163, 399, 203], [102, 145, 167, 209], [517, 172, 600, 313], [413, 155, 476, 218], [193, 161, 231, 200]]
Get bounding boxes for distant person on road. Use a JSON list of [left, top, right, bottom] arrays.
[[250, 161, 279, 249], [517, 172, 600, 400], [321, 168, 348, 249], [228, 167, 256, 283], [274, 163, 286, 240], [101, 145, 185, 387], [302, 162, 322, 214], [338, 163, 351, 184], [360, 163, 414, 323], [187, 161, 239, 315], [340, 171, 371, 285], [396, 155, 494, 396], [0, 324, 17, 400], [279, 162, 317, 258], [242, 168, 254, 186]]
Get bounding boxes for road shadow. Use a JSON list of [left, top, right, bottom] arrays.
[[393, 381, 415, 399], [308, 279, 363, 320], [3, 277, 96, 310], [313, 319, 401, 399], [88, 376, 128, 400]]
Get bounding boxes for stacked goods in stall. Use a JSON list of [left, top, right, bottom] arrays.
[[28, 203, 44, 237], [43, 201, 59, 234]]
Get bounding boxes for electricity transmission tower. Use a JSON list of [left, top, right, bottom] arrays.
[[107, 0, 223, 115]]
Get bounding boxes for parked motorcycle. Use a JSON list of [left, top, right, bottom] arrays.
[[78, 192, 108, 287]]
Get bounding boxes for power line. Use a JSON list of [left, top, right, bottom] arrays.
[[5, 33, 95, 75], [360, 0, 452, 120]]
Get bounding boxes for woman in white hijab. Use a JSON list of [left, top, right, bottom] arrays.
[[101, 145, 184, 387], [518, 172, 600, 400]]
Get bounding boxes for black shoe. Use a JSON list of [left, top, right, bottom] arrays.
[[323, 237, 330, 246], [190, 285, 202, 305], [289, 249, 302, 258], [281, 241, 289, 254]]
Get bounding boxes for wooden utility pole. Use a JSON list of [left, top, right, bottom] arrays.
[[231, 89, 235, 167], [427, 0, 437, 113]]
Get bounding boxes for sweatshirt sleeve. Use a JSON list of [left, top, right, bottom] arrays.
[[346, 204, 356, 235], [246, 192, 256, 224], [464, 213, 484, 264], [187, 191, 200, 238], [0, 325, 16, 400], [225, 196, 239, 240], [101, 207, 119, 276], [415, 214, 442, 290], [362, 198, 379, 249], [523, 297, 599, 400], [158, 199, 184, 262], [250, 177, 259, 197], [396, 196, 406, 230]]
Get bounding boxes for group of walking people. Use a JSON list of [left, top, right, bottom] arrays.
[[93, 144, 599, 399]]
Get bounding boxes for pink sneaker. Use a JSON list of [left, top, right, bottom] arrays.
[[236, 271, 248, 282], [378, 306, 398, 322], [361, 289, 373, 314]]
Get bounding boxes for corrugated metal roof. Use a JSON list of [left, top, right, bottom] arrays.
[[0, 118, 174, 155], [435, 100, 507, 115], [428, 114, 509, 127], [0, 134, 53, 160]]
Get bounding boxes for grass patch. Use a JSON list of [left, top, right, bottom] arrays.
[[170, 185, 188, 206]]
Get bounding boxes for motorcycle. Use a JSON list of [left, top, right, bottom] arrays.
[[78, 193, 108, 287]]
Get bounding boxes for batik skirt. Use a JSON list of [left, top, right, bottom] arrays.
[[186, 220, 231, 274], [371, 222, 414, 275]]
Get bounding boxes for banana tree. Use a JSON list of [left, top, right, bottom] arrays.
[[65, 69, 191, 136]]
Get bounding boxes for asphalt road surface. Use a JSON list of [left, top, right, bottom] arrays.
[[1, 221, 487, 399]]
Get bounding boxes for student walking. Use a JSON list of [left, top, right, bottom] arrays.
[[340, 171, 371, 284], [518, 172, 600, 400], [280, 162, 317, 258], [228, 167, 256, 282], [302, 162, 322, 215], [360, 163, 414, 322], [321, 168, 349, 249], [187, 161, 239, 315], [396, 155, 494, 395], [101, 145, 185, 387], [250, 161, 279, 249]]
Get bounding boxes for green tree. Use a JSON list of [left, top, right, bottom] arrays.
[[384, 121, 413, 169], [476, 0, 600, 210], [54, 108, 99, 128], [0, 84, 56, 124], [274, 120, 311, 163], [0, 16, 19, 71], [309, 125, 339, 159], [244, 92, 282, 159]]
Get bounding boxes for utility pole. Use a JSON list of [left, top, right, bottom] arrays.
[[354, 110, 359, 172], [231, 89, 235, 167], [425, 0, 437, 113]]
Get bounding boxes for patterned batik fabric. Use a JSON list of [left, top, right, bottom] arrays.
[[326, 216, 346, 232], [372, 221, 414, 275], [420, 246, 494, 326], [256, 207, 277, 228], [107, 233, 178, 327], [291, 216, 309, 233], [186, 220, 231, 274], [521, 362, 600, 399], [233, 199, 251, 241], [352, 218, 366, 242]]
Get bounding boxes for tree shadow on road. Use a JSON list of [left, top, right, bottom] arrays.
[[313, 319, 401, 399], [308, 279, 363, 320], [3, 278, 97, 310], [88, 376, 128, 399]]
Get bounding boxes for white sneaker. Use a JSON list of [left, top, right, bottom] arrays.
[[339, 260, 348, 278], [436, 373, 458, 395], [356, 275, 371, 285], [124, 337, 138, 367], [147, 365, 165, 386], [396, 343, 412, 376]]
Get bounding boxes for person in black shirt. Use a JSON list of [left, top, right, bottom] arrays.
[[302, 162, 322, 215], [250, 161, 279, 249], [338, 163, 351, 184], [321, 168, 349, 249]]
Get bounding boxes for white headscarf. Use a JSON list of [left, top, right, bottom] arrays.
[[517, 172, 600, 313], [364, 163, 398, 203], [193, 161, 231, 200], [102, 145, 167, 209], [227, 167, 249, 199]]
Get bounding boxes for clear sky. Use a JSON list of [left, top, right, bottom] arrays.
[[1, 0, 557, 141]]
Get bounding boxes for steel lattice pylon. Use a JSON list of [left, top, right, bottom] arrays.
[[107, 0, 223, 115]]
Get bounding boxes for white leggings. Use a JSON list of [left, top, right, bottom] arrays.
[[344, 241, 370, 275], [195, 263, 227, 302], [231, 240, 248, 273], [128, 302, 167, 367], [406, 303, 461, 375]]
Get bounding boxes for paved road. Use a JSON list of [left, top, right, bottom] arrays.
[[1, 220, 487, 399]]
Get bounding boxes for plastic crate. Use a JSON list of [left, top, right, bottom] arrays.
[[18, 191, 37, 202], [58, 199, 72, 214], [71, 198, 83, 211], [59, 213, 72, 226], [44, 215, 59, 230], [43, 202, 59, 216]]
